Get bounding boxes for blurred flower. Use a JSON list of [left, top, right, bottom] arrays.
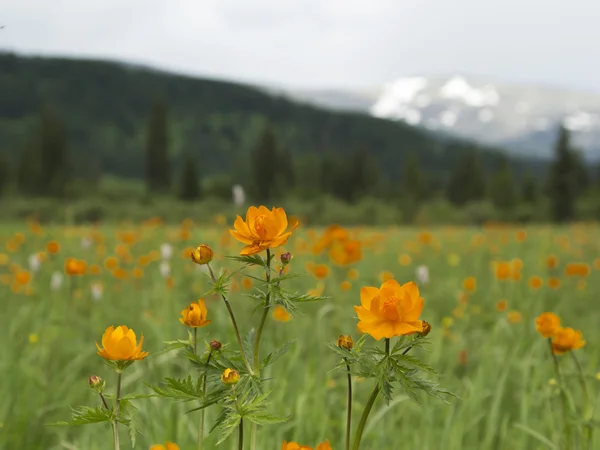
[[230, 206, 297, 256], [160, 243, 173, 260], [447, 253, 460, 266], [65, 258, 86, 276], [552, 327, 585, 355], [28, 333, 39, 344], [340, 280, 352, 291], [50, 271, 64, 290], [80, 237, 92, 249], [90, 282, 103, 301], [528, 276, 543, 290], [311, 264, 330, 280], [458, 349, 468, 365], [329, 239, 362, 266], [379, 271, 395, 282], [191, 244, 214, 265], [496, 300, 508, 312], [462, 277, 476, 292], [546, 255, 559, 270], [232, 184, 246, 207], [159, 261, 171, 278], [96, 325, 149, 361], [221, 368, 240, 385], [46, 241, 60, 255], [281, 441, 332, 450], [416, 265, 429, 285], [535, 312, 560, 338], [179, 299, 211, 328], [104, 256, 119, 270], [347, 268, 359, 280], [273, 305, 292, 322], [547, 277, 561, 289], [507, 310, 523, 324], [242, 277, 254, 290], [337, 335, 353, 350], [150, 443, 180, 450], [565, 263, 590, 277], [354, 280, 424, 340], [398, 253, 412, 266]]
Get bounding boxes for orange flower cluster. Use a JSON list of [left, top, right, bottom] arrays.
[[65, 257, 87, 276], [281, 440, 332, 450], [535, 312, 585, 355]]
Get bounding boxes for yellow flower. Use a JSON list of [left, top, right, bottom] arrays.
[[150, 442, 180, 450], [190, 244, 214, 265], [354, 279, 424, 340], [221, 368, 240, 385], [179, 299, 211, 328], [29, 333, 39, 344], [419, 320, 432, 337], [229, 206, 297, 256], [552, 327, 586, 355], [273, 305, 292, 322], [337, 335, 354, 350], [96, 325, 149, 361], [535, 312, 560, 338]]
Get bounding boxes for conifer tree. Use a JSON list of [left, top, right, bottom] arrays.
[[446, 150, 486, 206], [489, 156, 517, 211], [145, 98, 171, 193], [521, 172, 538, 204], [178, 152, 201, 201], [251, 125, 278, 202], [547, 126, 578, 222]]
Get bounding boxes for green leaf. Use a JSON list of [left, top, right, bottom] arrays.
[[246, 412, 289, 426], [243, 328, 256, 369], [213, 410, 242, 445], [261, 340, 295, 369], [48, 406, 112, 427], [148, 376, 204, 401], [228, 255, 266, 268]]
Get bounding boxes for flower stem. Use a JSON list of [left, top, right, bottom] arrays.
[[351, 338, 390, 450], [112, 371, 122, 450], [549, 339, 572, 450], [571, 352, 593, 450], [197, 340, 212, 450], [99, 393, 109, 410], [193, 327, 198, 355], [345, 361, 353, 450], [206, 263, 253, 375], [239, 418, 244, 450], [250, 249, 273, 450]]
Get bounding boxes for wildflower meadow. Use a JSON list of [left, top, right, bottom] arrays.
[[1, 209, 599, 450]]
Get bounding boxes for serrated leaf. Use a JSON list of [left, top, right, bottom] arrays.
[[48, 406, 112, 426], [246, 412, 290, 426], [261, 340, 295, 369], [228, 255, 266, 268]]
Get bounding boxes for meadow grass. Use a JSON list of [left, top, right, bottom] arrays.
[[1, 221, 599, 450]]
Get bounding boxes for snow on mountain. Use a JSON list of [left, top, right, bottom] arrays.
[[280, 75, 600, 161]]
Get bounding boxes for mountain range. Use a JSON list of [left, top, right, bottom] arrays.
[[276, 75, 600, 161]]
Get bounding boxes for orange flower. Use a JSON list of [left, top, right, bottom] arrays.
[[552, 327, 586, 355], [311, 264, 330, 280], [379, 271, 395, 282], [546, 255, 559, 269], [96, 325, 149, 361], [104, 256, 119, 270], [230, 206, 297, 256], [132, 267, 144, 279], [347, 268, 359, 280], [565, 263, 590, 277], [329, 240, 362, 266], [507, 310, 522, 324], [354, 279, 424, 340], [65, 258, 86, 276], [528, 276, 543, 290], [398, 254, 412, 266], [179, 299, 211, 328], [150, 443, 179, 450], [340, 280, 352, 291], [547, 277, 561, 289], [535, 312, 560, 338], [273, 305, 292, 322], [462, 277, 476, 292], [418, 231, 432, 245], [46, 241, 61, 255], [281, 441, 332, 450], [88, 264, 102, 276], [496, 300, 508, 312], [190, 244, 214, 265], [494, 261, 512, 280], [515, 230, 527, 242], [242, 277, 254, 290]]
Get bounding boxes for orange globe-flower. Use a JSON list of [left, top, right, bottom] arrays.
[[230, 206, 297, 256], [281, 440, 332, 450], [535, 312, 560, 338], [96, 325, 149, 361], [354, 279, 424, 340], [179, 299, 211, 328], [65, 258, 86, 276], [551, 327, 586, 354], [150, 442, 180, 450]]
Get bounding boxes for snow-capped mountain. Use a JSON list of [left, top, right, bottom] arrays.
[[277, 75, 600, 160]]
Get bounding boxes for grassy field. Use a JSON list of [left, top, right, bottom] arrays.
[[1, 217, 599, 450]]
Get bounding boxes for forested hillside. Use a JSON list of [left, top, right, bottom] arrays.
[[0, 52, 542, 185]]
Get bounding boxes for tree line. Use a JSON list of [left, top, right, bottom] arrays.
[[3, 99, 597, 223]]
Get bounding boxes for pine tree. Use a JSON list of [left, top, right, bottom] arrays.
[[0, 156, 9, 196], [488, 156, 517, 211], [145, 98, 171, 193], [349, 148, 370, 201], [521, 172, 538, 204], [547, 126, 578, 222], [403, 152, 425, 201], [446, 150, 486, 206], [178, 153, 201, 201], [251, 125, 278, 202], [39, 107, 69, 197]]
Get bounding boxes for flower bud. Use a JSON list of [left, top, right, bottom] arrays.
[[210, 340, 222, 351], [419, 320, 431, 337], [280, 252, 293, 266], [221, 368, 240, 385], [191, 244, 214, 265], [88, 375, 105, 392], [337, 335, 354, 351]]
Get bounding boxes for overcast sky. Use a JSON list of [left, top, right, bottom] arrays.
[[2, 0, 600, 91]]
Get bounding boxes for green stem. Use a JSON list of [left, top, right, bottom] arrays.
[[206, 263, 253, 375], [112, 372, 122, 450], [571, 352, 593, 450], [197, 339, 212, 450], [549, 339, 572, 450], [250, 249, 272, 450], [351, 338, 390, 450], [193, 327, 198, 355], [345, 361, 353, 450], [239, 418, 244, 450]]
